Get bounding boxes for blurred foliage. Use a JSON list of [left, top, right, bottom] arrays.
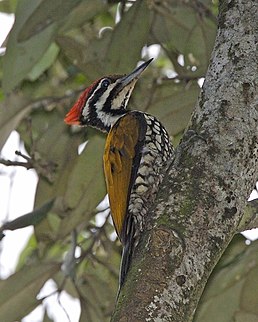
[[1, 1, 255, 322], [194, 235, 258, 322]]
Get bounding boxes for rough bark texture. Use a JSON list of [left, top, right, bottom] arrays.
[[112, 0, 258, 321]]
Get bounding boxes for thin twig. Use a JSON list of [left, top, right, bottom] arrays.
[[0, 158, 33, 169], [78, 213, 111, 262], [0, 149, 57, 182], [57, 291, 72, 322]]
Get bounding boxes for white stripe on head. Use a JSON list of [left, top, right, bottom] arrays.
[[95, 82, 117, 111]]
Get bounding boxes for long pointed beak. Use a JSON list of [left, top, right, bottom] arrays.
[[119, 58, 153, 87]]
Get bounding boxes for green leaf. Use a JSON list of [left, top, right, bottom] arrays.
[[57, 0, 152, 79], [17, 0, 81, 42], [59, 0, 108, 33], [104, 0, 152, 72], [18, 108, 106, 243], [64, 137, 105, 209], [27, 43, 59, 81], [0, 93, 30, 150], [59, 135, 106, 237], [19, 109, 81, 202], [2, 0, 82, 92], [134, 80, 200, 136], [0, 0, 17, 13], [234, 312, 258, 322], [0, 199, 55, 234], [56, 35, 102, 80], [147, 81, 200, 136], [0, 262, 60, 322], [151, 1, 217, 76], [194, 235, 258, 322], [3, 0, 57, 92], [17, 108, 82, 244], [16, 234, 38, 270], [78, 259, 118, 322], [241, 266, 258, 315]]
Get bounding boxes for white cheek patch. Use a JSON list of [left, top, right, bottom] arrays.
[[112, 89, 125, 107], [113, 85, 135, 109], [95, 83, 116, 111]]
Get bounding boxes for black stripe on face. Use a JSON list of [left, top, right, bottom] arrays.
[[88, 76, 121, 110], [81, 103, 110, 132], [102, 87, 115, 112], [102, 80, 124, 112], [105, 89, 130, 117], [80, 79, 103, 123], [89, 84, 109, 108]]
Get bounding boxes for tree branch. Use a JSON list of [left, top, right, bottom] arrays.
[[112, 0, 258, 321], [0, 150, 57, 182], [237, 198, 258, 232], [0, 158, 32, 169], [0, 151, 33, 170]]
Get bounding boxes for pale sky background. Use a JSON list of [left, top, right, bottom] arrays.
[[0, 10, 258, 322]]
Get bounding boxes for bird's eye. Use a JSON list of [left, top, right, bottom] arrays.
[[101, 79, 110, 88]]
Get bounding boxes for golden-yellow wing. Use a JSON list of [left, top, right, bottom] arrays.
[[103, 112, 146, 243]]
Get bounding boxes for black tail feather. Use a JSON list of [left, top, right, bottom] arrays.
[[118, 214, 136, 291]]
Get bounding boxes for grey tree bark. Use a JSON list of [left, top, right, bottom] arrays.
[[112, 0, 258, 321]]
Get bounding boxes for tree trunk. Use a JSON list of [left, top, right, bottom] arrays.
[[112, 0, 258, 321]]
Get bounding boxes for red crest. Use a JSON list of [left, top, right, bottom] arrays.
[[64, 80, 99, 125]]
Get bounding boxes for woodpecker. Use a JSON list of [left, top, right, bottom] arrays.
[[64, 59, 174, 288]]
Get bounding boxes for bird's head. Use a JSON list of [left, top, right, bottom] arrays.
[[64, 58, 153, 132]]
